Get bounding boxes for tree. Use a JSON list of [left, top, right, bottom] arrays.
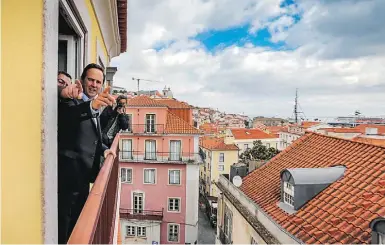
[[239, 140, 280, 163]]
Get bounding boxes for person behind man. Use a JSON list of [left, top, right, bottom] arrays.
[[57, 63, 116, 244], [100, 95, 129, 147], [57, 71, 72, 88]]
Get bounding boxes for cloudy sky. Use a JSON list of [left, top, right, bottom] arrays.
[[111, 0, 385, 120]]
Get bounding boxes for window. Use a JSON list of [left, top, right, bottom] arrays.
[[133, 192, 143, 213], [137, 226, 146, 237], [168, 198, 180, 212], [121, 168, 132, 183], [58, 1, 85, 79], [244, 144, 248, 150], [144, 169, 156, 184], [145, 140, 156, 160], [219, 153, 224, 162], [168, 224, 180, 242], [125, 114, 133, 132], [170, 140, 182, 161], [169, 170, 181, 185], [283, 181, 294, 206], [145, 114, 156, 133], [218, 165, 224, 171], [224, 205, 233, 241], [266, 143, 270, 148], [121, 139, 132, 159], [126, 226, 135, 237]]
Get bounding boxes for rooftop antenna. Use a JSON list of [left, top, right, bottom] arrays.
[[294, 88, 299, 124]]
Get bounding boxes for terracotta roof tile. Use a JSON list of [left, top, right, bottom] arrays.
[[352, 137, 385, 147], [240, 133, 385, 244], [126, 95, 167, 107], [231, 128, 277, 140], [200, 137, 239, 151], [154, 98, 192, 108], [301, 121, 321, 129], [355, 124, 385, 134], [165, 112, 201, 134]]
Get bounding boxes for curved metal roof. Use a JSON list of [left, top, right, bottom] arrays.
[[281, 165, 346, 185]]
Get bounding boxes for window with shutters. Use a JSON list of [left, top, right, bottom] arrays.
[[145, 140, 156, 160], [120, 168, 132, 184], [170, 140, 182, 161], [168, 224, 180, 242], [168, 198, 181, 212], [133, 192, 144, 213], [144, 168, 156, 184], [121, 139, 132, 159], [169, 170, 181, 185]]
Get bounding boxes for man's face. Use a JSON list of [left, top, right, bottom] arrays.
[[57, 74, 71, 88], [119, 99, 127, 106], [82, 68, 104, 99]]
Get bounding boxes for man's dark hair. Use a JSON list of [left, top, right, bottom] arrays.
[[58, 71, 72, 79], [117, 95, 127, 103], [80, 63, 105, 83]]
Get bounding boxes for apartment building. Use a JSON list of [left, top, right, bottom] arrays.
[[118, 96, 202, 244], [199, 137, 239, 197], [216, 132, 385, 244], [2, 0, 127, 243], [225, 128, 279, 153]]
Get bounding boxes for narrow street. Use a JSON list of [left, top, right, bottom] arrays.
[[198, 207, 216, 244]]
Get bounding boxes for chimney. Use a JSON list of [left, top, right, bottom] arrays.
[[365, 127, 378, 135]]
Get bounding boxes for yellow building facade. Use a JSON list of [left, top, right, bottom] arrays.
[[1, 0, 126, 243], [199, 137, 239, 197]]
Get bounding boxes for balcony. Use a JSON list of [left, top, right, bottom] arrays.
[[219, 227, 232, 244], [119, 151, 203, 164], [68, 137, 120, 244], [120, 208, 163, 221], [123, 124, 165, 135]]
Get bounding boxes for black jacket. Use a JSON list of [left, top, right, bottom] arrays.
[[58, 98, 108, 183], [100, 106, 129, 145]]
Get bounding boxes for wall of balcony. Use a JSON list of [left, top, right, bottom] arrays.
[[120, 219, 161, 244], [119, 135, 197, 162]]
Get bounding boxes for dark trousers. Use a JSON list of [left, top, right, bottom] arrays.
[[58, 155, 90, 244]]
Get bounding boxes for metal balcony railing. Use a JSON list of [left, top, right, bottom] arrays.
[[123, 124, 165, 134], [68, 137, 120, 244], [219, 227, 232, 244], [119, 151, 203, 163], [120, 208, 163, 221]]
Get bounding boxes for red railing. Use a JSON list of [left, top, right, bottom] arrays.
[[120, 208, 163, 221], [68, 137, 120, 244]]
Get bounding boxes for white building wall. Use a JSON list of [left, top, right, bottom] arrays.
[[234, 138, 280, 153], [120, 220, 161, 244], [185, 164, 199, 243]]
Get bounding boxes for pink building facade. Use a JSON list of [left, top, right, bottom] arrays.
[[118, 96, 202, 244]]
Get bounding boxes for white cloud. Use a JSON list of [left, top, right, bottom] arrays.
[[111, 0, 385, 119]]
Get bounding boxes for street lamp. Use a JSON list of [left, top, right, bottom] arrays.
[[105, 67, 118, 92]]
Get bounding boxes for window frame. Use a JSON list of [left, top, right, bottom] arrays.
[[168, 169, 181, 185], [132, 192, 144, 214], [218, 164, 225, 172], [120, 167, 132, 184], [168, 197, 181, 213], [283, 181, 294, 207], [169, 140, 182, 161], [143, 168, 157, 184], [219, 152, 225, 162], [145, 114, 156, 133], [58, 0, 86, 78], [145, 139, 157, 160], [167, 223, 180, 242], [121, 139, 133, 160], [126, 225, 135, 237], [137, 226, 146, 237]]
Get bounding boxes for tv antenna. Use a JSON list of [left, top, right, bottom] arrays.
[[132, 77, 162, 94]]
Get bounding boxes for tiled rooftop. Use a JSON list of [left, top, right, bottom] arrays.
[[352, 136, 385, 147], [200, 136, 239, 151], [240, 133, 385, 244], [301, 121, 321, 129], [355, 124, 385, 134], [126, 95, 167, 107], [165, 112, 202, 134], [154, 98, 192, 109], [231, 128, 277, 140]]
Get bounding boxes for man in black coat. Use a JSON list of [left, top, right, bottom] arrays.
[[57, 63, 116, 244]]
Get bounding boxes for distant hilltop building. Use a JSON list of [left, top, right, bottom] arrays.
[[253, 116, 288, 127]]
